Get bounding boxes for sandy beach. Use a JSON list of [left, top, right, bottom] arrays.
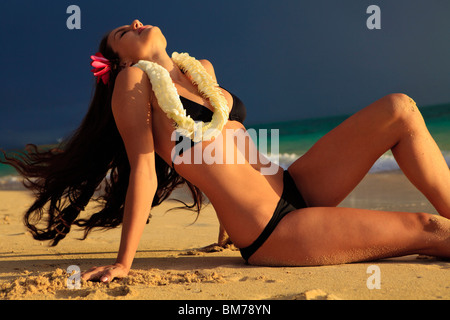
[[0, 172, 448, 301]]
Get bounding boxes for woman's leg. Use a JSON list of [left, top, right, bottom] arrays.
[[249, 207, 450, 266], [288, 93, 450, 218]]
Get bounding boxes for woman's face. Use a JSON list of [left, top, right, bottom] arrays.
[[107, 19, 166, 65]]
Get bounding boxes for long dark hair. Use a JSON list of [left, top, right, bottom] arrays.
[[0, 33, 204, 246]]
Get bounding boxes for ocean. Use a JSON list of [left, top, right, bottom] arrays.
[[1, 103, 450, 189], [250, 103, 450, 173]]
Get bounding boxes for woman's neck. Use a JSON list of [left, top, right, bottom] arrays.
[[148, 51, 185, 83]]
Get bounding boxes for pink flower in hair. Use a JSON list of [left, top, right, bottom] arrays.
[[90, 52, 111, 85]]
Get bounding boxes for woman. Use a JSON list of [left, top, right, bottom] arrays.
[[2, 20, 449, 283]]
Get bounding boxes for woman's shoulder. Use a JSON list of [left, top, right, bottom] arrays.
[[115, 66, 148, 87], [114, 66, 153, 98], [112, 66, 153, 113], [198, 59, 217, 81]]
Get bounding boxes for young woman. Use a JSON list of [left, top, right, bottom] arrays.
[[2, 20, 449, 283]]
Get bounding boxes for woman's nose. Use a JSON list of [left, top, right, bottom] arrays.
[[131, 20, 143, 30]]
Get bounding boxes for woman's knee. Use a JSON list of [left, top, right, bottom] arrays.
[[420, 213, 450, 238], [381, 93, 422, 123], [372, 93, 427, 136], [417, 213, 450, 256]]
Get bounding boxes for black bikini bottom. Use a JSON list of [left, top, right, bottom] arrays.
[[239, 170, 307, 262]]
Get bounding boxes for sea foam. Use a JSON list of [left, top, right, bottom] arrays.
[[264, 151, 450, 173]]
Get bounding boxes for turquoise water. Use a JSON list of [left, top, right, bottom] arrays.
[[249, 103, 450, 172], [1, 103, 450, 189]]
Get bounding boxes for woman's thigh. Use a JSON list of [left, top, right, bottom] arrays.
[[288, 94, 410, 207], [248, 206, 430, 266]]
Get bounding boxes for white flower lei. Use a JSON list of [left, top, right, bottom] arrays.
[[133, 52, 229, 142]]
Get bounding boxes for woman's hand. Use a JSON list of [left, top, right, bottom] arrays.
[[81, 263, 129, 283]]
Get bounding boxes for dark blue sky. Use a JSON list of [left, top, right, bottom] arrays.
[[1, 0, 450, 149]]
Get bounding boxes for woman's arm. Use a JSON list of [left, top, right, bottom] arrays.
[[82, 66, 157, 282]]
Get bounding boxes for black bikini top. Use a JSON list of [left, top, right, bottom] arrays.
[[171, 89, 247, 168], [179, 90, 246, 124]]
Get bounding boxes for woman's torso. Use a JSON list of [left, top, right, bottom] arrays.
[[150, 83, 285, 248]]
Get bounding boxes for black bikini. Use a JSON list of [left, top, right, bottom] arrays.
[[173, 89, 308, 262], [239, 170, 307, 262]]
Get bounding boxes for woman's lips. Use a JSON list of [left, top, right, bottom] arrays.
[[138, 26, 152, 34]]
